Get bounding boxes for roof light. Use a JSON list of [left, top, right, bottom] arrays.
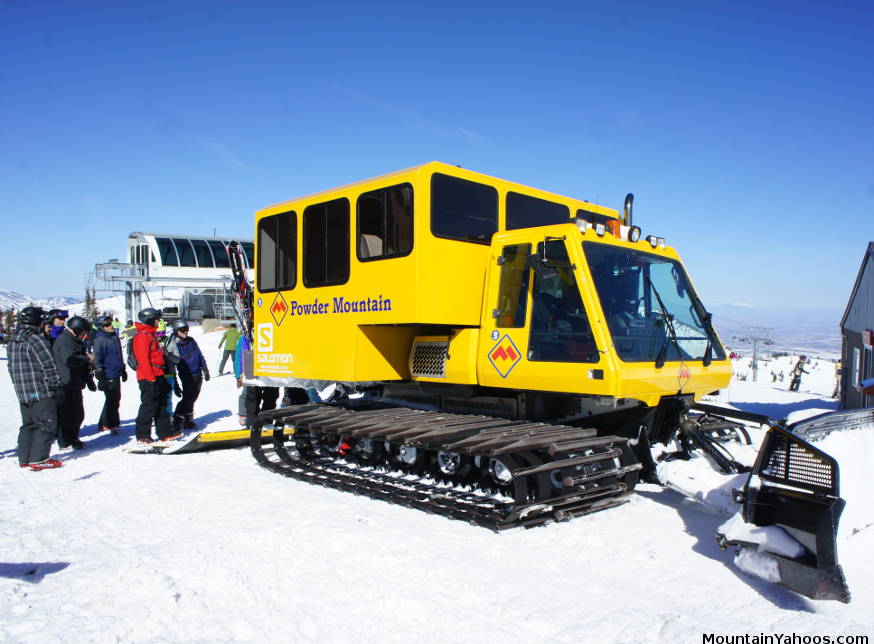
[[646, 235, 658, 247], [595, 223, 606, 237], [628, 226, 641, 243], [657, 237, 666, 249]]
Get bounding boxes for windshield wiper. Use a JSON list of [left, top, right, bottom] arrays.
[[645, 275, 683, 369], [701, 312, 713, 366]]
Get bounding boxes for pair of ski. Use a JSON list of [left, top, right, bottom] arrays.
[[125, 434, 196, 454]]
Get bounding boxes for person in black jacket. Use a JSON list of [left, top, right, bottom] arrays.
[[8, 306, 64, 470], [52, 316, 93, 450], [91, 314, 128, 434], [165, 319, 210, 430]]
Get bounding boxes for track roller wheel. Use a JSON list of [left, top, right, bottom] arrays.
[[430, 450, 473, 485], [388, 443, 428, 474], [349, 438, 386, 466]]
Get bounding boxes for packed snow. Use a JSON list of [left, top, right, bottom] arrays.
[[1, 326, 873, 643]]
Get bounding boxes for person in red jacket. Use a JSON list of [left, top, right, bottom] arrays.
[[132, 308, 180, 443]]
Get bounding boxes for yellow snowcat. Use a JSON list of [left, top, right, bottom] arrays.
[[232, 162, 855, 602]]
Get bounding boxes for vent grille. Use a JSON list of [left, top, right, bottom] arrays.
[[411, 342, 449, 378], [525, 395, 583, 422], [760, 432, 836, 495]]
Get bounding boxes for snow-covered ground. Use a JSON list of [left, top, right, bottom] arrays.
[[1, 330, 872, 643]]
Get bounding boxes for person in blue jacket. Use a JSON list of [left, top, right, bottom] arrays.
[[165, 319, 210, 430], [47, 309, 69, 344], [91, 315, 128, 434]]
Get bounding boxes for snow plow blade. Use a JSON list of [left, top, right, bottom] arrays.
[[714, 407, 874, 603]]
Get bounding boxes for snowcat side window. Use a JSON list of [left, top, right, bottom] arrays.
[[576, 209, 613, 226], [430, 173, 498, 244], [155, 237, 179, 267], [506, 192, 570, 230], [258, 211, 296, 293], [528, 240, 598, 363], [303, 198, 350, 287], [495, 243, 531, 328], [357, 183, 414, 261]]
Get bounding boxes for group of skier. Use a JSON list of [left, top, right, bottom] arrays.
[[7, 305, 210, 470]]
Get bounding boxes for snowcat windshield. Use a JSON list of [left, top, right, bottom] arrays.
[[583, 242, 725, 363]]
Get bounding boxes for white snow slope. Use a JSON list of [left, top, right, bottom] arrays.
[[1, 331, 872, 643]]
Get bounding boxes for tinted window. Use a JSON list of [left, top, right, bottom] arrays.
[[155, 237, 179, 267], [304, 198, 350, 287], [528, 240, 598, 363], [241, 242, 255, 269], [357, 184, 414, 260], [192, 239, 214, 268], [209, 240, 230, 267], [431, 173, 498, 244], [506, 192, 570, 230], [577, 209, 614, 226], [495, 244, 531, 328], [258, 212, 296, 292], [174, 239, 197, 267]]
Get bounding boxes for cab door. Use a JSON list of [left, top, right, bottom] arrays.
[[477, 228, 611, 397]]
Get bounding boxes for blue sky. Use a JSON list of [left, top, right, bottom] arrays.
[[1, 1, 872, 312]]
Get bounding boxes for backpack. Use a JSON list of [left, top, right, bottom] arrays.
[[126, 332, 147, 370]]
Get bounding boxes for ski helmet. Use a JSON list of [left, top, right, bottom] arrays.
[[18, 306, 45, 327], [96, 314, 114, 327], [67, 316, 91, 336], [137, 307, 162, 325], [48, 308, 69, 321], [172, 318, 190, 332]]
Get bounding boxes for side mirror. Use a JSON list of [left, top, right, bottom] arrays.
[[527, 253, 558, 280]]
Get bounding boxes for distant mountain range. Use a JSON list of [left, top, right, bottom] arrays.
[[710, 304, 843, 359], [0, 289, 81, 311]]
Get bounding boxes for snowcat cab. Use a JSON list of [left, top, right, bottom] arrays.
[[237, 162, 853, 602]]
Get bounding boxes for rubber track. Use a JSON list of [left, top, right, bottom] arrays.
[[250, 404, 640, 530]]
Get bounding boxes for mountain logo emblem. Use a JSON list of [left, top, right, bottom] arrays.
[[488, 334, 521, 378], [270, 292, 288, 326]]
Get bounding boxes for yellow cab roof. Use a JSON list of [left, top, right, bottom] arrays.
[[259, 161, 619, 218]]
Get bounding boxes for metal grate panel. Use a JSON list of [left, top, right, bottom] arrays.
[[411, 341, 449, 378], [759, 432, 837, 495]]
